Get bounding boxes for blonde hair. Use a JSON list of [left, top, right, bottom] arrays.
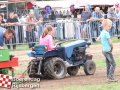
[[41, 25, 53, 38], [101, 19, 112, 27]]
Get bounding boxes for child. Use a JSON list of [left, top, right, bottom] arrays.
[[40, 25, 66, 61], [96, 19, 118, 82]]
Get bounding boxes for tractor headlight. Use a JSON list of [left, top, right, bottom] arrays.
[[44, 46, 48, 51], [31, 47, 34, 51]]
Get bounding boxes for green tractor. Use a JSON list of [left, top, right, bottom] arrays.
[[0, 49, 18, 77]]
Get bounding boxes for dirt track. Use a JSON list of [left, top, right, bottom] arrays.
[[8, 43, 120, 90]]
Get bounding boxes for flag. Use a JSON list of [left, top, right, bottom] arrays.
[[0, 74, 12, 88], [115, 3, 119, 8], [88, 4, 92, 12]]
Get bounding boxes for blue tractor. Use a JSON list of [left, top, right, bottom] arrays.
[[27, 40, 96, 79]]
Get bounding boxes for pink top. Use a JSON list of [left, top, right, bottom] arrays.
[[39, 34, 56, 51]]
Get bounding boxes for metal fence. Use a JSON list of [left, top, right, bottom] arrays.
[[1, 19, 120, 47]]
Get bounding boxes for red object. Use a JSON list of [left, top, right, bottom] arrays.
[[0, 74, 12, 88], [14, 74, 24, 78], [19, 2, 34, 9], [115, 3, 119, 8], [0, 57, 18, 68]]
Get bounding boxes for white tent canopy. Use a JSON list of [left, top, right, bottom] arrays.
[[33, 1, 72, 8], [32, 0, 120, 9], [69, 0, 120, 6]]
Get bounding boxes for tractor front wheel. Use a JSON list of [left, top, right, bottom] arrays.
[[84, 60, 96, 75], [44, 57, 67, 79]]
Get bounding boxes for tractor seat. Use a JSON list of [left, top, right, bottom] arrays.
[[34, 45, 48, 55]]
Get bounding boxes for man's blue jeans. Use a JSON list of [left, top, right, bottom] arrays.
[[109, 26, 115, 37]]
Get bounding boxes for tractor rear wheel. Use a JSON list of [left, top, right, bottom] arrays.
[[84, 60, 96, 75], [27, 59, 45, 78], [67, 66, 79, 76], [44, 57, 67, 79]]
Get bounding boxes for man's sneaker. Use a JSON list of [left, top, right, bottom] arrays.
[[108, 77, 118, 82]]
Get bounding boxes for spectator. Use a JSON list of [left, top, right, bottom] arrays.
[[0, 14, 7, 26], [77, 10, 81, 15], [33, 5, 39, 21], [59, 10, 63, 18], [55, 11, 58, 15], [115, 8, 120, 39], [63, 10, 66, 16], [49, 10, 56, 21], [66, 10, 70, 16], [92, 7, 104, 42], [92, 7, 104, 21], [107, 7, 117, 36], [26, 11, 38, 48], [80, 5, 94, 38], [116, 8, 120, 19], [6, 12, 19, 50], [43, 10, 47, 20], [38, 14, 43, 38], [42, 10, 48, 25], [1, 12, 6, 22]]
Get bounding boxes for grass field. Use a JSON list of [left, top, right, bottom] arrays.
[[60, 83, 120, 90], [4, 37, 120, 51]]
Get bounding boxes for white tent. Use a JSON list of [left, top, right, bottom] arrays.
[[68, 0, 120, 6]]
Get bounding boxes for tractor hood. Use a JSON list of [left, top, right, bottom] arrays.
[[64, 40, 87, 58]]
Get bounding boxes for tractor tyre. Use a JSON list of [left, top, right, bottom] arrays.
[[44, 57, 67, 79], [67, 66, 79, 76], [84, 60, 96, 75], [27, 59, 46, 79]]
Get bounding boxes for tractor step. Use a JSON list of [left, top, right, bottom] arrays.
[[29, 73, 41, 78], [67, 65, 78, 68]]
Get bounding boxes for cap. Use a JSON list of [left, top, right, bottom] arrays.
[[70, 4, 74, 8]]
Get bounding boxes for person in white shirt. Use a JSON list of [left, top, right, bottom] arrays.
[[116, 8, 120, 19], [115, 8, 120, 39]]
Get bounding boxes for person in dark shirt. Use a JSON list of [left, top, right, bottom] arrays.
[[0, 27, 15, 49], [6, 12, 19, 50], [0, 14, 7, 26], [7, 12, 19, 26], [80, 5, 94, 38], [49, 10, 56, 21]]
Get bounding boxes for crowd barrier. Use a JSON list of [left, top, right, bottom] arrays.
[[1, 19, 120, 46]]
